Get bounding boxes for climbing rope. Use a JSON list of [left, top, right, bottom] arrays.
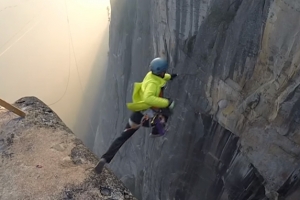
[[65, 0, 96, 135], [47, 38, 71, 106], [47, 0, 96, 136]]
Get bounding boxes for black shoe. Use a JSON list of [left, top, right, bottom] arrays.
[[94, 158, 107, 174]]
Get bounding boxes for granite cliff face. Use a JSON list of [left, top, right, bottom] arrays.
[[94, 0, 300, 199]]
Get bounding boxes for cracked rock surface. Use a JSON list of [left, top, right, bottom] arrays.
[[0, 97, 136, 200]]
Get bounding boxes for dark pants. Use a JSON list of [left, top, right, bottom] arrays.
[[101, 111, 168, 163]]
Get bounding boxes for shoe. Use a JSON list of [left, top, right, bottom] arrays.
[[94, 158, 107, 174]]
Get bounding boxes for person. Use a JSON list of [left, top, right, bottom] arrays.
[[94, 57, 178, 174]]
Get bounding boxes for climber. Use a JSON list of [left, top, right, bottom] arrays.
[[94, 57, 178, 174]]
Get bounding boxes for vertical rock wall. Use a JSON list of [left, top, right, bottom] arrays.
[[94, 0, 300, 199]]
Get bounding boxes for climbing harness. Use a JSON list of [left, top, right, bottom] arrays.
[[123, 109, 168, 134], [150, 114, 167, 137], [124, 113, 150, 132]]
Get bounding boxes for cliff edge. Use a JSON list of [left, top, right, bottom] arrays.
[[0, 97, 136, 200]]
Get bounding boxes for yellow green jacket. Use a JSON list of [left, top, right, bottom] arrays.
[[126, 71, 171, 111]]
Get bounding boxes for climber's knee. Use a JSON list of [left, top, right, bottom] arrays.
[[128, 118, 139, 129]]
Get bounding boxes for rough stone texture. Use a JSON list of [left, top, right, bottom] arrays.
[[93, 0, 300, 199], [0, 97, 136, 200]]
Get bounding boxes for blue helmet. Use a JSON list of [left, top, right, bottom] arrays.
[[150, 57, 168, 75]]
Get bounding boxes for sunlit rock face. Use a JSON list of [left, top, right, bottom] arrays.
[[94, 0, 300, 199], [0, 97, 136, 200]]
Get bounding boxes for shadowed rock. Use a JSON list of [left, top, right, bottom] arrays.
[[94, 0, 300, 199]]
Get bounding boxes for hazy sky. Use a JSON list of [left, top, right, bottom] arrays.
[[0, 0, 110, 147]]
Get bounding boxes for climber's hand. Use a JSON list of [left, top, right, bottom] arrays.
[[167, 99, 175, 110], [170, 74, 178, 80], [158, 99, 174, 116]]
